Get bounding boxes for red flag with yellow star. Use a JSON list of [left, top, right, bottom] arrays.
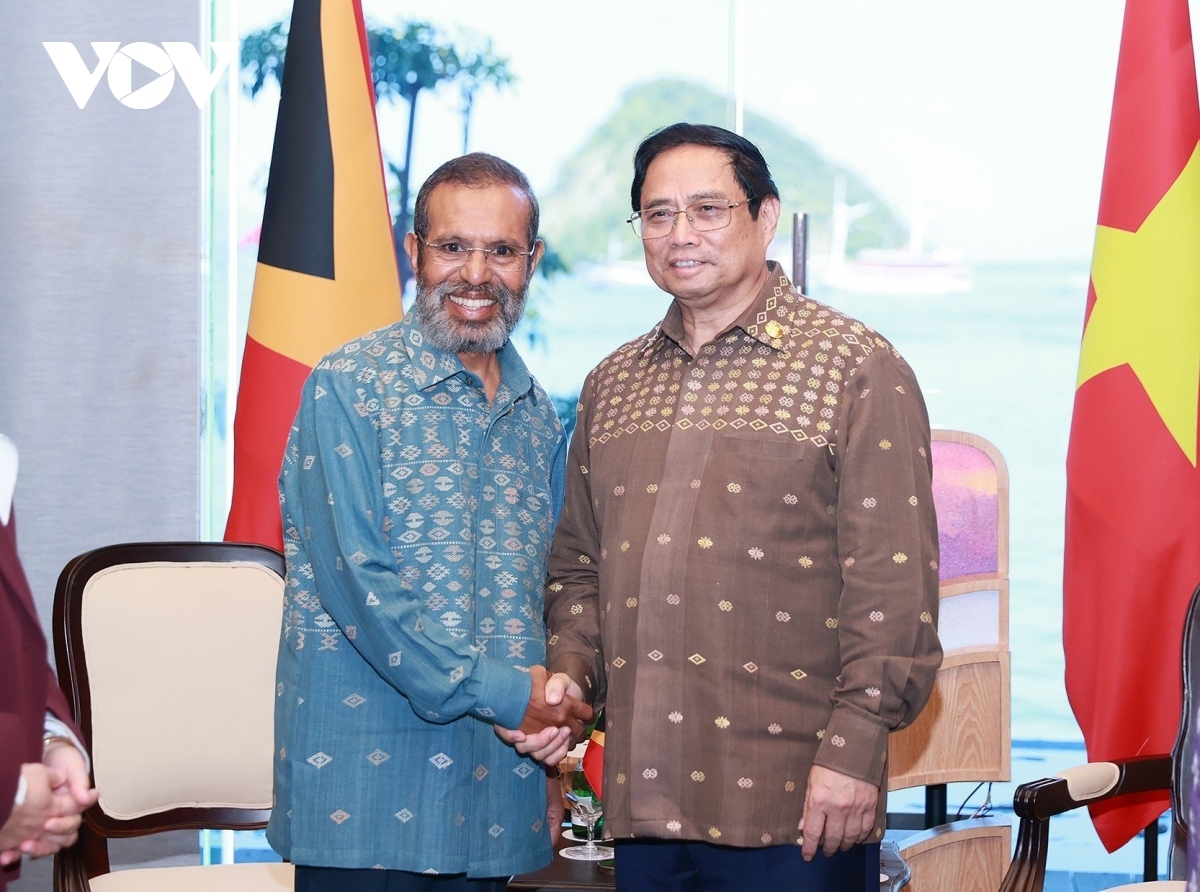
[[582, 722, 605, 801], [225, 0, 401, 549], [1064, 0, 1200, 851]]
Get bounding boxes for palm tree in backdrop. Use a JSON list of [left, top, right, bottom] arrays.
[[240, 18, 518, 289]]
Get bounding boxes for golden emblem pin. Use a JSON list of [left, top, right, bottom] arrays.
[[765, 321, 784, 339]]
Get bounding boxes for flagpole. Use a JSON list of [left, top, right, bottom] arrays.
[[727, 0, 744, 135]]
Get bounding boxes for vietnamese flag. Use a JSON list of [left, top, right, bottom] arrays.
[[582, 723, 605, 801], [224, 0, 401, 549], [1064, 0, 1200, 851]]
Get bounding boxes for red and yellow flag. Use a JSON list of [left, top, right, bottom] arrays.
[[1064, 0, 1200, 851], [225, 0, 401, 549], [581, 723, 605, 801]]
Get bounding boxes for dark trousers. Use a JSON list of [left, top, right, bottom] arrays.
[[295, 865, 508, 892], [613, 839, 881, 892]]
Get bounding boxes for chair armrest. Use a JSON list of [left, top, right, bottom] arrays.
[[1056, 762, 1121, 801], [1000, 753, 1171, 892], [1013, 754, 1171, 821]]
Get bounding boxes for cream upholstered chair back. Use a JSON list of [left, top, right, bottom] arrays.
[[51, 542, 293, 892], [84, 560, 280, 817]]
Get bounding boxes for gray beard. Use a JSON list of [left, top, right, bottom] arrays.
[[413, 275, 528, 355]]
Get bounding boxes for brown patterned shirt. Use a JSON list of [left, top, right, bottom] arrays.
[[545, 264, 942, 848]]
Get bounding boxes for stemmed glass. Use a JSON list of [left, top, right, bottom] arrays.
[[559, 792, 614, 861]]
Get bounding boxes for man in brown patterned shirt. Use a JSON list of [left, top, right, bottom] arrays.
[[538, 124, 942, 891]]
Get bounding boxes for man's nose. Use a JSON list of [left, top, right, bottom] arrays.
[[668, 211, 700, 245], [459, 248, 492, 284]]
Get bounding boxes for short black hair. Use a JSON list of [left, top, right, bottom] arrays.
[[413, 152, 539, 249], [631, 123, 778, 220]]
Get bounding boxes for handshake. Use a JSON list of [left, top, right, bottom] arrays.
[[495, 665, 593, 767]]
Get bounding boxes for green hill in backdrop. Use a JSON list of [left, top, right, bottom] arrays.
[[540, 78, 906, 268]]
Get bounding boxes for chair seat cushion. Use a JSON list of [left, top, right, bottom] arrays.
[[89, 862, 294, 891]]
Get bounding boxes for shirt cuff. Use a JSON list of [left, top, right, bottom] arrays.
[[471, 659, 533, 730], [812, 705, 889, 787], [548, 653, 599, 706], [44, 713, 90, 773]]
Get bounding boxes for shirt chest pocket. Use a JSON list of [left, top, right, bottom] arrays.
[[485, 415, 558, 554], [704, 432, 825, 539], [489, 417, 554, 497], [714, 432, 802, 460]]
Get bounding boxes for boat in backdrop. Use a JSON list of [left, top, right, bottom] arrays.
[[807, 179, 973, 297], [575, 232, 656, 288]]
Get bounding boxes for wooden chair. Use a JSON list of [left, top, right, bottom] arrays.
[[996, 583, 1200, 892], [887, 429, 1013, 892], [891, 815, 1013, 892], [51, 541, 293, 891]]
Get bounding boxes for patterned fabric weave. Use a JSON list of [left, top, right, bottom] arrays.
[[268, 314, 566, 876], [546, 264, 942, 847]]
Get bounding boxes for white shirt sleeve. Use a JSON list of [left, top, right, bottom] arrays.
[[43, 713, 90, 772]]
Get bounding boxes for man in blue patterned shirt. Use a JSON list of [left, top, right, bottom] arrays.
[[268, 154, 592, 892]]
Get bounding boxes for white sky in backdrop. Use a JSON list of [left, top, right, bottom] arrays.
[[234, 1, 1200, 262]]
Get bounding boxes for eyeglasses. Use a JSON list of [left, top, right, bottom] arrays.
[[418, 235, 535, 270], [627, 198, 754, 240]]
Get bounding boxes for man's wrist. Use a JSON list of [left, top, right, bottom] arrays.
[[43, 714, 90, 771], [472, 659, 533, 729], [548, 654, 597, 704], [42, 734, 75, 752]]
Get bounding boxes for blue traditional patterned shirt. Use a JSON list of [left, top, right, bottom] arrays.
[[267, 313, 566, 877]]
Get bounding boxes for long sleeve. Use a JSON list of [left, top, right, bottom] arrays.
[[270, 322, 564, 875], [544, 374, 605, 705], [549, 424, 568, 531], [0, 710, 20, 824], [44, 668, 72, 726], [283, 368, 532, 729], [814, 348, 942, 785], [0, 510, 62, 828], [534, 271, 944, 845]]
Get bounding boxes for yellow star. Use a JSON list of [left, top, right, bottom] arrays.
[[1079, 141, 1200, 465]]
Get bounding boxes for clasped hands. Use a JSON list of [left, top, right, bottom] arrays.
[[494, 670, 880, 859], [495, 665, 591, 767], [0, 740, 98, 867]]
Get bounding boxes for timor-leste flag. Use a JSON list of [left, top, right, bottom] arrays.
[[225, 0, 401, 549], [1064, 0, 1200, 852]]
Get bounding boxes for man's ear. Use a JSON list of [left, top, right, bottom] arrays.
[[527, 239, 546, 281], [758, 195, 781, 247], [404, 231, 421, 277]]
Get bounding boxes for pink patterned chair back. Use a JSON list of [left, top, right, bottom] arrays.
[[889, 430, 1011, 790]]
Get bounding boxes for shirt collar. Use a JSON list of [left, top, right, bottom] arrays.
[[399, 309, 534, 399], [653, 261, 799, 357]]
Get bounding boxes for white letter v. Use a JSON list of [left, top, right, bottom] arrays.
[[163, 42, 235, 109], [43, 42, 121, 109]]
